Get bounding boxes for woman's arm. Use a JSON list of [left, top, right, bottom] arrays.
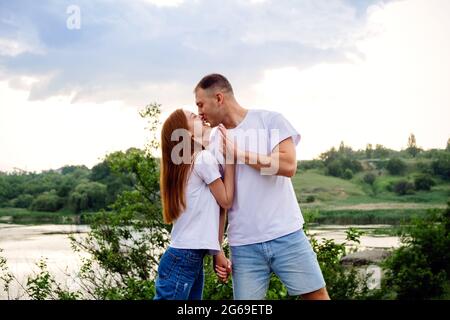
[[208, 163, 235, 209]]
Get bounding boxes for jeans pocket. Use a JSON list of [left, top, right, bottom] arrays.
[[158, 250, 180, 280]]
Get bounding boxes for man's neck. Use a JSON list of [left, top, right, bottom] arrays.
[[222, 103, 248, 129]]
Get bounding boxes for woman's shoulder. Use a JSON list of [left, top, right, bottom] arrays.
[[194, 149, 217, 165]]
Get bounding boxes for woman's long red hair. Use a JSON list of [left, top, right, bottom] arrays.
[[160, 109, 194, 224]]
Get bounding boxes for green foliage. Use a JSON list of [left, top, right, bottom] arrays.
[[365, 144, 373, 159], [203, 254, 233, 300], [297, 160, 324, 171], [343, 169, 353, 180], [431, 152, 450, 180], [30, 190, 64, 212], [307, 227, 371, 300], [68, 182, 107, 213], [0, 249, 13, 299], [363, 173, 376, 185], [25, 258, 82, 300], [386, 158, 407, 175], [406, 134, 421, 158], [416, 161, 433, 175], [10, 194, 34, 208], [381, 204, 450, 299], [373, 144, 390, 159], [320, 144, 363, 179], [392, 180, 415, 196], [414, 174, 435, 191]]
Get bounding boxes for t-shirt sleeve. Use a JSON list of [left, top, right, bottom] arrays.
[[194, 150, 222, 185], [269, 113, 301, 152]]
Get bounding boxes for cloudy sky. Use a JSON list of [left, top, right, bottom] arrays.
[[0, 0, 449, 172]]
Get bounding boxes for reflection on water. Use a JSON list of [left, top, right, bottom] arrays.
[[0, 224, 90, 299], [0, 223, 401, 299], [308, 224, 402, 250]]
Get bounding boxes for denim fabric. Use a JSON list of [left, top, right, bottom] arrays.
[[154, 247, 207, 300], [231, 229, 326, 299]]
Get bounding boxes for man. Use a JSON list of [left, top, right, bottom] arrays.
[[194, 73, 330, 300]]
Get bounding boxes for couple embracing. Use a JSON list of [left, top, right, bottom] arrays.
[[154, 74, 329, 300]]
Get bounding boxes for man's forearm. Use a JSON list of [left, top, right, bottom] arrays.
[[236, 149, 296, 177]]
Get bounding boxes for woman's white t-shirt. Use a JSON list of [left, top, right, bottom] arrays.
[[169, 150, 222, 254]]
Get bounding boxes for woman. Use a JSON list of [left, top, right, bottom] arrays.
[[154, 109, 234, 300]]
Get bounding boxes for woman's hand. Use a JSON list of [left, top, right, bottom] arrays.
[[218, 124, 237, 164], [213, 251, 232, 283]]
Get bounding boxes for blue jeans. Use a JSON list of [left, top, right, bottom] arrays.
[[154, 247, 207, 300], [231, 229, 326, 300]]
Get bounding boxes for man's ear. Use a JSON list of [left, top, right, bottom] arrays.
[[216, 92, 224, 105]]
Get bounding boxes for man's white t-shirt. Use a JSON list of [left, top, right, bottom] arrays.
[[208, 109, 304, 246], [170, 150, 222, 254]]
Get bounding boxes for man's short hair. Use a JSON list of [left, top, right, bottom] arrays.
[[195, 73, 233, 94]]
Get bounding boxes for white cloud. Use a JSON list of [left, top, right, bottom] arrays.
[[140, 0, 185, 7], [250, 0, 450, 159], [0, 81, 149, 172], [0, 38, 43, 57]]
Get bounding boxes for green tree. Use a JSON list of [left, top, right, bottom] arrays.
[[414, 174, 435, 191], [392, 180, 415, 196], [11, 194, 34, 209], [373, 144, 390, 159], [30, 190, 64, 212], [68, 182, 107, 213], [406, 133, 421, 158], [386, 158, 407, 175], [363, 173, 376, 185], [431, 152, 450, 180], [365, 144, 373, 159]]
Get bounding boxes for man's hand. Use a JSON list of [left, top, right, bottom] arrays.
[[213, 251, 232, 283]]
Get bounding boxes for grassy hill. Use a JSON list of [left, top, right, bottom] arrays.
[[292, 159, 449, 224]]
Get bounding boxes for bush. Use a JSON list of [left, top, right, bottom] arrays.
[[11, 194, 34, 209], [414, 174, 435, 191], [343, 169, 353, 180], [416, 162, 433, 175], [392, 180, 415, 195], [326, 160, 343, 178], [297, 160, 324, 171], [30, 191, 64, 212], [431, 153, 450, 180], [308, 227, 371, 299], [381, 205, 450, 299], [363, 173, 376, 185], [386, 158, 407, 175]]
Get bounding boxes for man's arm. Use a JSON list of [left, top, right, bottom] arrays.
[[237, 137, 297, 177], [219, 124, 297, 178]]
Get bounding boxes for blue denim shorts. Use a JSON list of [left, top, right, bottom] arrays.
[[154, 247, 207, 300], [230, 229, 326, 299]]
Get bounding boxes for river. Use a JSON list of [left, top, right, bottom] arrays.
[[0, 223, 401, 299]]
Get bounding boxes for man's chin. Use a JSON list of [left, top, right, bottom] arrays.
[[207, 121, 219, 128]]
